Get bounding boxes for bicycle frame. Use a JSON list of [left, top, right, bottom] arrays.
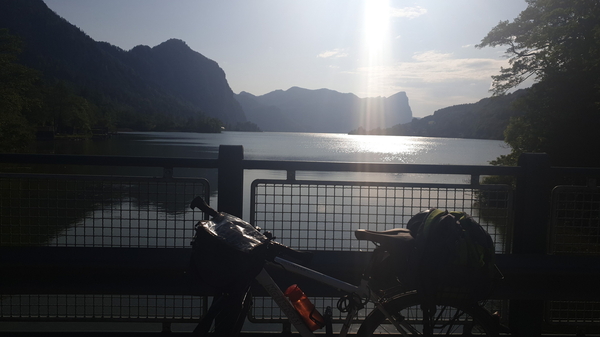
[[255, 256, 370, 337]]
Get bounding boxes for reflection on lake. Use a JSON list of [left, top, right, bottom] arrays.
[[0, 176, 208, 247], [36, 131, 509, 165]]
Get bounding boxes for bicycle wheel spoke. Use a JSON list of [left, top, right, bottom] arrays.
[[357, 293, 498, 336]]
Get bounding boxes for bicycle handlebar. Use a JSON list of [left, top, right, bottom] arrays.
[[268, 240, 313, 264], [190, 196, 313, 264], [189, 196, 219, 217]]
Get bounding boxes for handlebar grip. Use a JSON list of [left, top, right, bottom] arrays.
[[270, 241, 313, 264], [190, 196, 219, 218]]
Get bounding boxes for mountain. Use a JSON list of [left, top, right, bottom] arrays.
[[236, 87, 412, 133], [235, 92, 297, 132], [353, 89, 528, 140], [100, 39, 246, 125], [0, 0, 245, 128]]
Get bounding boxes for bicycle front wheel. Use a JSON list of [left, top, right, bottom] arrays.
[[358, 292, 498, 336]]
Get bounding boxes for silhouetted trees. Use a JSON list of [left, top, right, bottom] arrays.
[[0, 29, 228, 152], [0, 29, 40, 151], [478, 0, 600, 167]]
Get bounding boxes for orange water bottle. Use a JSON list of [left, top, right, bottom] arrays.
[[284, 284, 325, 331]]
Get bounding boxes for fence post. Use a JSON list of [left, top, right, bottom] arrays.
[[217, 145, 244, 217], [509, 153, 551, 337]]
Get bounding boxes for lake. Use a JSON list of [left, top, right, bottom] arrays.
[[36, 131, 511, 249], [40, 131, 510, 165], [38, 131, 511, 221], [39, 131, 511, 187]]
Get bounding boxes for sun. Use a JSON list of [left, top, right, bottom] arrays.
[[364, 0, 391, 57], [359, 0, 393, 129], [362, 0, 392, 97]]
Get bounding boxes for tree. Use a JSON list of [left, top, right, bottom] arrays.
[[0, 29, 40, 152], [44, 83, 97, 134], [477, 0, 600, 167], [477, 0, 600, 95]]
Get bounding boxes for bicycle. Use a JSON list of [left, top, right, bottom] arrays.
[[189, 197, 501, 336]]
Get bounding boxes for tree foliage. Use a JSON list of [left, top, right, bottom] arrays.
[[477, 0, 600, 95], [0, 29, 227, 153], [0, 29, 39, 151], [478, 0, 600, 167]]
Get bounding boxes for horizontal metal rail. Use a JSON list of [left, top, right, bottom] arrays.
[[0, 154, 219, 169], [4, 153, 599, 178], [1, 153, 526, 176], [244, 159, 523, 176]]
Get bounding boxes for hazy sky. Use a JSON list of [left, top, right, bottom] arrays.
[[43, 0, 531, 118]]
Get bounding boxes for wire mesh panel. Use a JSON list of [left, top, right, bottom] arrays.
[[251, 180, 512, 253], [0, 173, 210, 323], [550, 185, 600, 255], [0, 174, 208, 247], [249, 295, 379, 326], [547, 301, 600, 325], [547, 185, 600, 326], [0, 294, 206, 322], [249, 179, 512, 325], [249, 296, 505, 329]]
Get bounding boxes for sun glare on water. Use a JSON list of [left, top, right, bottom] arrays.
[[351, 135, 423, 161]]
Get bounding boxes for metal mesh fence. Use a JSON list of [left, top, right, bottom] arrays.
[[547, 301, 600, 325], [550, 185, 600, 255], [0, 173, 210, 323], [249, 179, 512, 324], [249, 295, 505, 327], [0, 294, 206, 322], [251, 180, 512, 253], [547, 185, 600, 326], [0, 174, 208, 248], [249, 296, 370, 323]]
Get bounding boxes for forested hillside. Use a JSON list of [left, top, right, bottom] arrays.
[[0, 0, 251, 152], [351, 90, 527, 140]]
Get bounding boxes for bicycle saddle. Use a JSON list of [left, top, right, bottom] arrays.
[[354, 228, 414, 247]]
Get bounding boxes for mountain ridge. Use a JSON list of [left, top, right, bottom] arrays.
[[351, 89, 528, 140], [236, 87, 412, 133], [0, 0, 245, 129]]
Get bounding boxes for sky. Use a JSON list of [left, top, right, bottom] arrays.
[[42, 0, 532, 118]]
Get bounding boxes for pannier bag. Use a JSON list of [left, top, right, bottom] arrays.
[[190, 212, 269, 293], [407, 209, 499, 303]]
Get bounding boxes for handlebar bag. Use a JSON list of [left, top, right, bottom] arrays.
[[190, 212, 269, 293]]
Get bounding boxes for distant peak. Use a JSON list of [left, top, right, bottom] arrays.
[[388, 91, 408, 99], [286, 86, 328, 92], [285, 86, 350, 95], [154, 38, 190, 50], [238, 91, 256, 97], [165, 38, 187, 45], [130, 44, 152, 52]]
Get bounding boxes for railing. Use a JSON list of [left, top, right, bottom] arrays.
[[247, 179, 513, 324], [1, 147, 600, 336]]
